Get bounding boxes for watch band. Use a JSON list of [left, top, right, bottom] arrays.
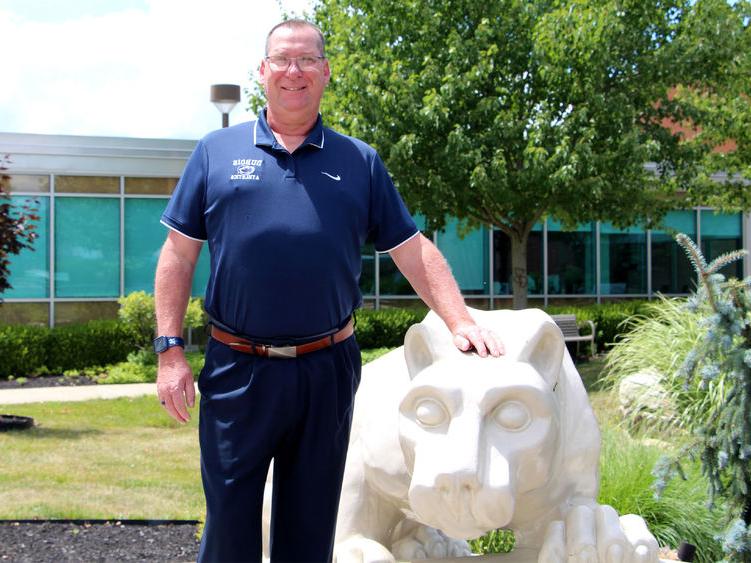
[[153, 335, 185, 354]]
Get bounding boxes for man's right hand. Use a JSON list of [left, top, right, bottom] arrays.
[[156, 347, 196, 424]]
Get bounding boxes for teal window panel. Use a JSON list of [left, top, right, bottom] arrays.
[[413, 214, 427, 232], [652, 211, 696, 294], [379, 253, 416, 295], [192, 244, 210, 297], [547, 218, 594, 233], [547, 220, 596, 295], [436, 219, 488, 295], [55, 197, 120, 298], [376, 213, 429, 296], [360, 242, 375, 296], [701, 210, 742, 237], [701, 211, 743, 279], [150, 220, 209, 298], [125, 198, 168, 294], [599, 222, 647, 294], [4, 195, 49, 298], [600, 222, 647, 235], [492, 223, 543, 296], [653, 210, 696, 236]]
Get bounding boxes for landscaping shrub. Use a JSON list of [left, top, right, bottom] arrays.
[[0, 301, 671, 379], [118, 291, 207, 349], [353, 302, 654, 352], [0, 320, 136, 378], [602, 296, 714, 432], [354, 308, 427, 348], [599, 426, 723, 563], [117, 291, 156, 348], [545, 301, 652, 352], [0, 324, 49, 378], [47, 320, 137, 372]]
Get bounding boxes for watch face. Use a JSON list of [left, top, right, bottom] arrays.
[[153, 336, 169, 354]]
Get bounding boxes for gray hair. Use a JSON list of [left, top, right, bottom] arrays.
[[265, 19, 326, 57]]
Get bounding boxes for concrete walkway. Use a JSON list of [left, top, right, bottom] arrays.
[[0, 383, 157, 405]]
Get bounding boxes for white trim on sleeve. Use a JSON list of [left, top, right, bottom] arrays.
[[160, 220, 207, 242], [377, 230, 420, 254]]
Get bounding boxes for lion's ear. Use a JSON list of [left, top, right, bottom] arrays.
[[404, 324, 444, 379], [517, 320, 564, 387]]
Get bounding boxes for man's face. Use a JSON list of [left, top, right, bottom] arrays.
[[260, 25, 330, 120]]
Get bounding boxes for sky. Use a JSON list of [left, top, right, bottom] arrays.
[[0, 0, 314, 140]]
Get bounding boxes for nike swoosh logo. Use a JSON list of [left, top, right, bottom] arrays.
[[321, 171, 341, 181]]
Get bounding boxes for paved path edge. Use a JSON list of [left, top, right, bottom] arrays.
[[0, 383, 157, 405]]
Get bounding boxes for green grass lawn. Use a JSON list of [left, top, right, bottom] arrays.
[[0, 396, 202, 520]]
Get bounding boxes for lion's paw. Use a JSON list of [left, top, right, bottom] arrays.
[[392, 526, 472, 560], [334, 535, 395, 563], [539, 505, 659, 563]]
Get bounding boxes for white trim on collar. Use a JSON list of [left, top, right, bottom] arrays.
[[306, 128, 325, 149], [313, 129, 325, 149]]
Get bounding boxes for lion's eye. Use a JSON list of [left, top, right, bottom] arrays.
[[492, 401, 530, 431], [414, 398, 448, 427]]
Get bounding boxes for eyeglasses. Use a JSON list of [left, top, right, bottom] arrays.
[[265, 55, 326, 71], [265, 55, 325, 71]]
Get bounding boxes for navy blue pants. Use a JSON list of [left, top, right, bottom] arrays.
[[196, 335, 362, 563]]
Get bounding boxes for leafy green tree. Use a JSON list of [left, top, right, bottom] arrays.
[[252, 0, 750, 308], [0, 155, 38, 298]]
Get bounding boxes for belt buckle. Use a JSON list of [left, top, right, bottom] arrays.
[[265, 345, 297, 359]]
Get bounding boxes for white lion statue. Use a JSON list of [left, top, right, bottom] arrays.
[[331, 308, 661, 563]]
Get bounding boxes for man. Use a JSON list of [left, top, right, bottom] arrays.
[[154, 19, 503, 563]]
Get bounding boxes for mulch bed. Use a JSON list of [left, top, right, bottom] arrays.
[[0, 521, 200, 562]]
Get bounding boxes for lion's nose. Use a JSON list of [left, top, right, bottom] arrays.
[[435, 470, 481, 495]]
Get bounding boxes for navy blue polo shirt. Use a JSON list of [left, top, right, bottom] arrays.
[[161, 110, 418, 340]]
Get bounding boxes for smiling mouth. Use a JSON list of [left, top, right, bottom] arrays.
[[282, 86, 306, 91]]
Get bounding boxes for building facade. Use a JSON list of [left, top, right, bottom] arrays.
[[1, 131, 749, 327]]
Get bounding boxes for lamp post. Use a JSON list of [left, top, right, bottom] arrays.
[[210, 84, 241, 128]]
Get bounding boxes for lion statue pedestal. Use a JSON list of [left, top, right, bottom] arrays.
[[332, 308, 664, 563]]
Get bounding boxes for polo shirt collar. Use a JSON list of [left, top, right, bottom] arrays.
[[254, 107, 325, 151]]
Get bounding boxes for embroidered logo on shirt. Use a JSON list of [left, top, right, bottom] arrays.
[[231, 159, 262, 180], [321, 171, 341, 181]]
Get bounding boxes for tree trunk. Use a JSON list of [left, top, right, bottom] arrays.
[[510, 230, 530, 310]]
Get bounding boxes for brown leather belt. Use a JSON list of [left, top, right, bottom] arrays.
[[210, 319, 354, 359]]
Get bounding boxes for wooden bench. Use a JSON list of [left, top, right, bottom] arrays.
[[551, 314, 597, 358]]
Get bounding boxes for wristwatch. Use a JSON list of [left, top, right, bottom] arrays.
[[153, 336, 185, 354]]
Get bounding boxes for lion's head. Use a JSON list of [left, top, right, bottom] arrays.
[[397, 308, 601, 543]]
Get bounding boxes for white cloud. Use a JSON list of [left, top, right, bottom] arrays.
[[0, 0, 314, 139]]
